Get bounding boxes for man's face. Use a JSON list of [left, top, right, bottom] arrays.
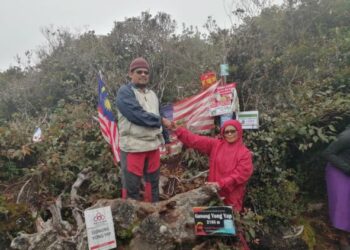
[[129, 67, 149, 85]]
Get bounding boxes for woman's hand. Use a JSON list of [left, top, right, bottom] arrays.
[[205, 182, 221, 190]]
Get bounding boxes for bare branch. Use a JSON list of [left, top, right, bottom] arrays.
[[16, 177, 32, 204], [181, 170, 209, 183], [70, 167, 93, 228]]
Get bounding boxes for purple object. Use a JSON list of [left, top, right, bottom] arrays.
[[160, 104, 173, 120], [326, 163, 350, 232]]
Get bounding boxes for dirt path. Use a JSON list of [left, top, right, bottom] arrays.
[[305, 203, 342, 250]]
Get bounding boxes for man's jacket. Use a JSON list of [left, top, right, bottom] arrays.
[[116, 83, 167, 152]]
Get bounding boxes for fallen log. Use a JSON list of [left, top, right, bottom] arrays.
[[11, 184, 222, 250], [11, 167, 93, 250]]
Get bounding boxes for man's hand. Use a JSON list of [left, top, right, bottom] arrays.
[[162, 117, 174, 130], [165, 144, 171, 155]]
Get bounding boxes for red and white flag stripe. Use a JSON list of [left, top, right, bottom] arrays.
[[98, 107, 120, 163], [173, 81, 220, 133]]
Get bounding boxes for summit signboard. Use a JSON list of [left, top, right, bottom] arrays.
[[84, 206, 117, 250]]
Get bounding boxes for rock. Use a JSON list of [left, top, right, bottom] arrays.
[[10, 228, 75, 250], [11, 185, 221, 250]]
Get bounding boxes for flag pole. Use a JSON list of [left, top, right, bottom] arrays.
[[98, 70, 103, 80]]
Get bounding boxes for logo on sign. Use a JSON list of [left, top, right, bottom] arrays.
[[94, 212, 106, 223]]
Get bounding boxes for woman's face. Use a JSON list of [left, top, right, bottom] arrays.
[[224, 125, 238, 143]]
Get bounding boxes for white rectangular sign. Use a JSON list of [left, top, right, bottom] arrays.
[[84, 206, 117, 250], [237, 111, 259, 129]]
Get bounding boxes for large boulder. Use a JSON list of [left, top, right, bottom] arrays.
[[11, 185, 221, 250]]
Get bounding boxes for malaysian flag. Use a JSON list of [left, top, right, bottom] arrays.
[[98, 75, 120, 163], [173, 81, 220, 133]]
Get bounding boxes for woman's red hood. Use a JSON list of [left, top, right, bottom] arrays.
[[220, 120, 243, 144]]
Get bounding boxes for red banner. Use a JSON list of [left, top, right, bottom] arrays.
[[200, 72, 217, 89]]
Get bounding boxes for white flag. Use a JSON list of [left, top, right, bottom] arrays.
[[32, 127, 42, 142]]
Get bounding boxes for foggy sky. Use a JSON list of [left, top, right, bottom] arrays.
[[0, 0, 281, 71]]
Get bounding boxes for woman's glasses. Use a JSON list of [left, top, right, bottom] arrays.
[[224, 129, 237, 135], [135, 70, 149, 75]]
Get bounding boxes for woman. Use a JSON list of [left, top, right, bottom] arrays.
[[323, 125, 350, 249], [171, 119, 253, 211]]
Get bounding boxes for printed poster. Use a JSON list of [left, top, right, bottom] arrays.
[[209, 83, 237, 116], [85, 206, 117, 250], [237, 111, 259, 129]]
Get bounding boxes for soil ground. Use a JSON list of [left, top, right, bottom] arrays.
[[305, 204, 345, 250]]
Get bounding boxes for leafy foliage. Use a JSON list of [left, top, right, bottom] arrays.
[[0, 195, 34, 248]]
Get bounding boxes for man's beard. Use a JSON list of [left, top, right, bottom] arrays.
[[134, 83, 147, 89]]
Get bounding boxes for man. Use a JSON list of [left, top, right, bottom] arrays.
[[116, 57, 171, 202]]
